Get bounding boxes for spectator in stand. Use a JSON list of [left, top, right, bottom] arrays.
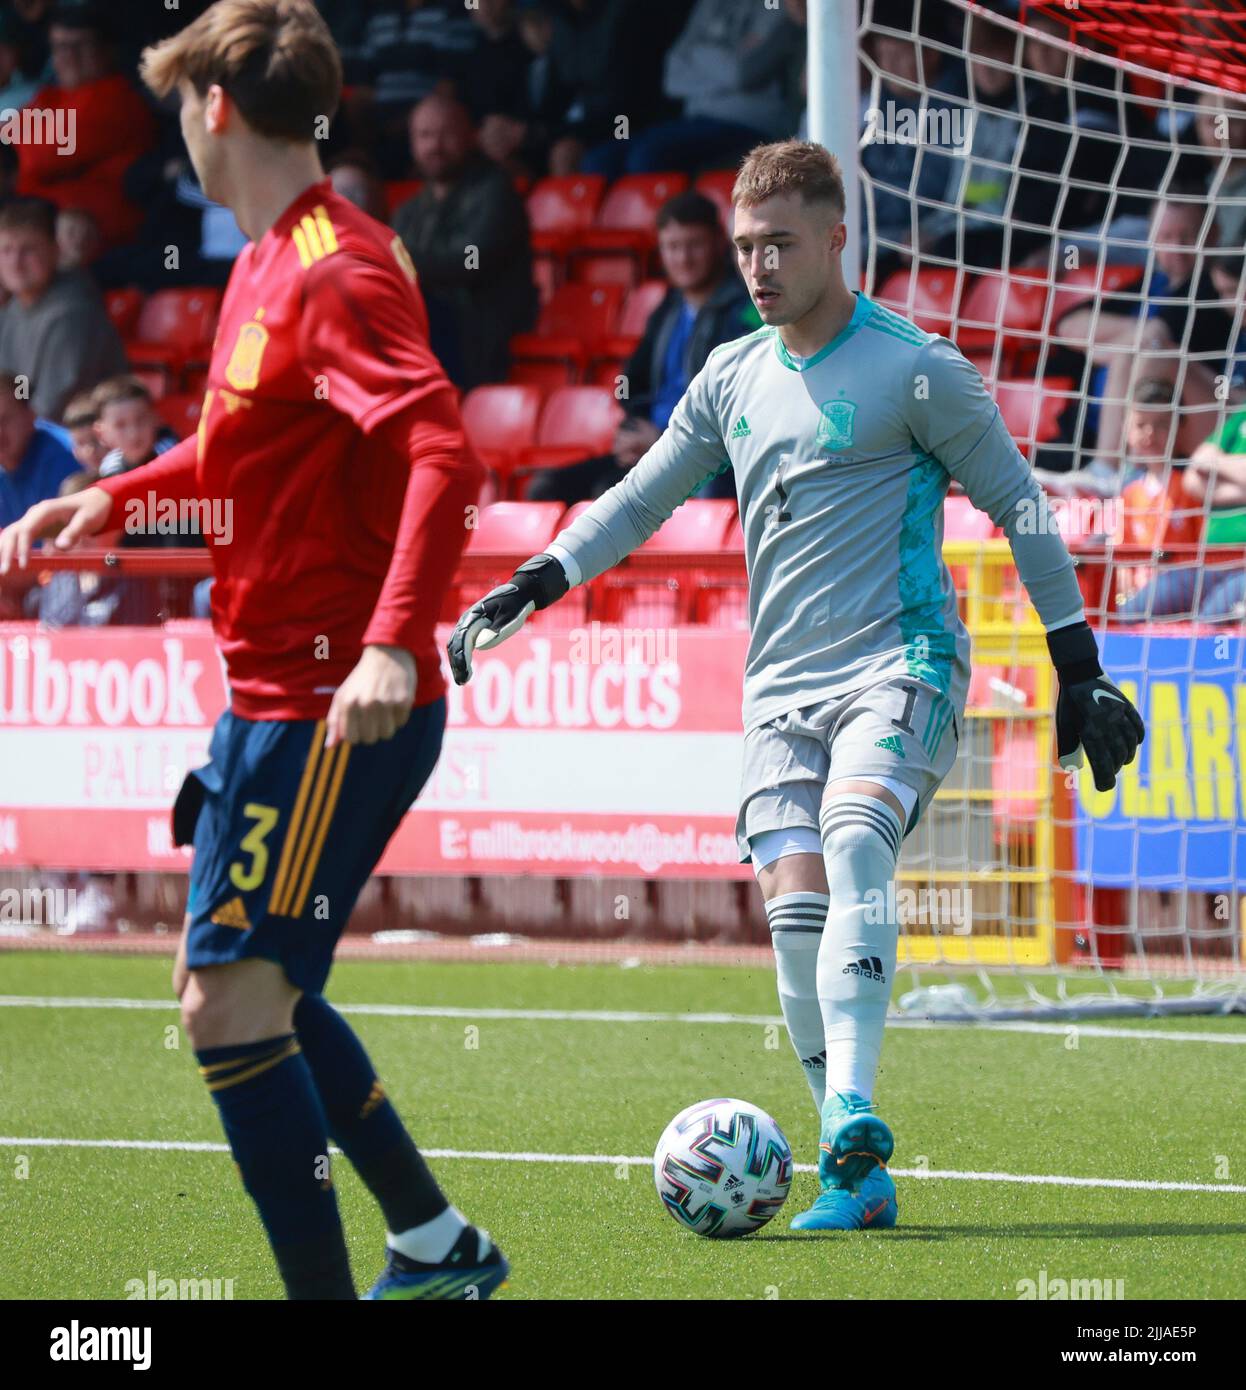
[[60, 388, 103, 477], [0, 371, 77, 528], [1117, 404, 1246, 622], [93, 375, 180, 484], [1057, 196, 1244, 469], [860, 0, 959, 283], [393, 94, 536, 389], [461, 0, 532, 170], [544, 0, 688, 178], [15, 2, 157, 250], [1197, 87, 1246, 253], [331, 0, 478, 176], [586, 0, 801, 178], [0, 12, 41, 110], [326, 149, 387, 222], [55, 206, 101, 271], [527, 191, 757, 505], [0, 198, 126, 420]]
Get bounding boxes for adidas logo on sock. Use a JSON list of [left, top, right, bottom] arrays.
[[873, 734, 905, 757], [209, 896, 251, 930], [802, 1050, 827, 1072], [843, 955, 887, 982], [730, 415, 751, 439]]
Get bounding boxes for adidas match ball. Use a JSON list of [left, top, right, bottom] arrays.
[[653, 1098, 793, 1238]]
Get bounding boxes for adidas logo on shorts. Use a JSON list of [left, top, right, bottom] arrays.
[[843, 955, 887, 982], [873, 734, 905, 757]]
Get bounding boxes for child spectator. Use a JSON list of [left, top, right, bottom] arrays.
[[94, 375, 179, 482], [60, 388, 104, 478]]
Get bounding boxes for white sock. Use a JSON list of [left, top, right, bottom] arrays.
[[387, 1204, 470, 1263], [765, 891, 830, 1115], [816, 794, 902, 1105]]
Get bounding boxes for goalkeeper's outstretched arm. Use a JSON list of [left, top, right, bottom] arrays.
[[908, 338, 1145, 791], [448, 363, 729, 684]]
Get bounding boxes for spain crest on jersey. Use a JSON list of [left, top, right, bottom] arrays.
[[225, 320, 270, 392], [816, 399, 857, 451]]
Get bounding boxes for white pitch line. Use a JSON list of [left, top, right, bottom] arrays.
[[0, 1136, 1243, 1195], [0, 995, 1244, 1043]]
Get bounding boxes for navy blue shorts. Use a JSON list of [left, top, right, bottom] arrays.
[[173, 699, 446, 994]]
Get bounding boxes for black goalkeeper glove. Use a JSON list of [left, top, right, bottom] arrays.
[[1047, 620, 1145, 792], [447, 553, 569, 685]]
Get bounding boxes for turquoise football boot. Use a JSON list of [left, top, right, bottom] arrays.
[[790, 1090, 897, 1232], [362, 1226, 509, 1300]]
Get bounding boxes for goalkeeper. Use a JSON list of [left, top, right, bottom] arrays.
[[449, 141, 1144, 1233]]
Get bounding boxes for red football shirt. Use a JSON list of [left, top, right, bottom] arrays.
[[96, 180, 483, 720]]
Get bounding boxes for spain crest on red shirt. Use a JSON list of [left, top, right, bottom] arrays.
[[225, 319, 270, 392]]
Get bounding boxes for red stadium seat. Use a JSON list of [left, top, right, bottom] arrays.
[[155, 392, 204, 438], [461, 384, 543, 482], [694, 170, 737, 234], [876, 267, 959, 337], [641, 498, 738, 551], [955, 268, 1049, 355], [1050, 263, 1145, 328], [126, 288, 222, 382], [568, 173, 689, 285], [509, 282, 626, 380], [104, 287, 145, 339], [466, 501, 565, 554], [591, 278, 668, 364], [526, 174, 606, 258], [517, 385, 624, 477], [943, 493, 998, 541], [995, 376, 1074, 457]]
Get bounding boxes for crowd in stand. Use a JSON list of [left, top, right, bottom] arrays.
[[0, 0, 1244, 626]]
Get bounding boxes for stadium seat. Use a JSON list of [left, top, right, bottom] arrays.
[[467, 501, 565, 553], [104, 287, 145, 339], [155, 392, 204, 437], [568, 173, 689, 286], [943, 493, 998, 541], [876, 266, 959, 338], [996, 377, 1074, 457], [694, 170, 737, 234], [384, 179, 422, 216], [1050, 263, 1145, 328], [955, 268, 1050, 358], [509, 282, 626, 382], [461, 383, 543, 484], [526, 174, 606, 259], [599, 499, 738, 626], [125, 287, 222, 381], [516, 384, 624, 479], [591, 278, 668, 365]]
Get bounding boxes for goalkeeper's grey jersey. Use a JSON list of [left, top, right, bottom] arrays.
[[547, 291, 1084, 733]]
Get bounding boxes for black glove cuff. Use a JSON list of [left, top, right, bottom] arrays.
[[514, 553, 570, 611], [1047, 619, 1103, 685]]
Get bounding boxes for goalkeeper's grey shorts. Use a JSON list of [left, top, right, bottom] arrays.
[[734, 676, 961, 864]]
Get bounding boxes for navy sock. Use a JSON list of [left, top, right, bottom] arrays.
[[293, 993, 448, 1234], [197, 1034, 355, 1300]]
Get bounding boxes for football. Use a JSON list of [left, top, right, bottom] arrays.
[[653, 1098, 794, 1238]]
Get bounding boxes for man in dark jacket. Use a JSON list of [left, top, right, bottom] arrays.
[[393, 93, 537, 389], [528, 190, 758, 504]]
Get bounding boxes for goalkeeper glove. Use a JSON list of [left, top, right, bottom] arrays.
[[1047, 620, 1145, 792], [447, 553, 569, 685]]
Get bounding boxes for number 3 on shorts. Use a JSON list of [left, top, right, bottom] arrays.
[[230, 803, 280, 892]]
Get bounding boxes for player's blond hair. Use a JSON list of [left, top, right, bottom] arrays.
[[732, 141, 846, 219], [140, 0, 341, 142]]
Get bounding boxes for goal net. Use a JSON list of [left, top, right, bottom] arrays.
[[854, 0, 1246, 1016]]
